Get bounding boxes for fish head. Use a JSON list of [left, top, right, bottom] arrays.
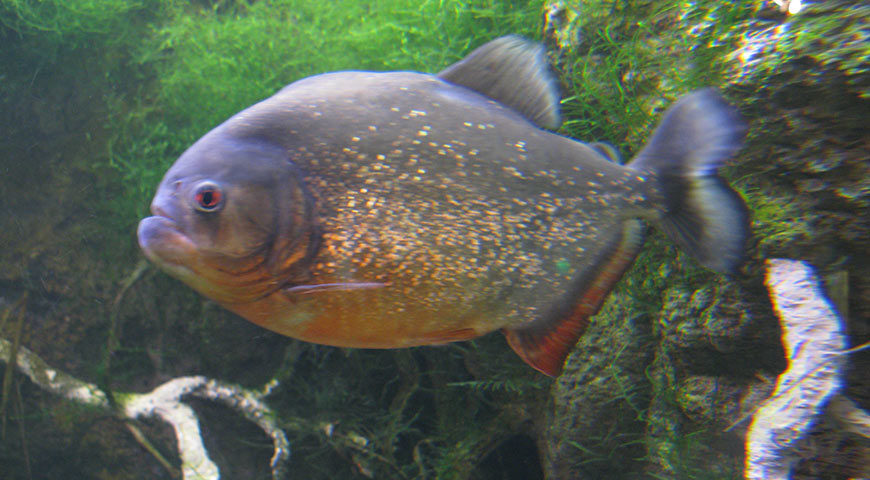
[[138, 132, 315, 305]]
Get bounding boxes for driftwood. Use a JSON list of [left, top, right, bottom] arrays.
[[745, 259, 869, 480], [0, 337, 289, 480]]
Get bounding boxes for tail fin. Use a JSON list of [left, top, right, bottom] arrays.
[[628, 89, 749, 273]]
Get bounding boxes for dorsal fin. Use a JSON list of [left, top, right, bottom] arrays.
[[438, 35, 561, 129], [589, 142, 623, 164]]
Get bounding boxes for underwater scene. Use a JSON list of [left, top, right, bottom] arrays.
[[1, 0, 868, 478]]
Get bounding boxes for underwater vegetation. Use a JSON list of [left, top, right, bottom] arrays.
[[1, 0, 867, 479]]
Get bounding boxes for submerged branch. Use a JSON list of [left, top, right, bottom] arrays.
[[0, 338, 290, 480], [0, 338, 110, 409], [190, 378, 290, 479], [745, 259, 868, 480], [2, 294, 29, 438]]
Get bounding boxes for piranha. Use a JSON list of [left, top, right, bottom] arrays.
[[138, 36, 748, 376]]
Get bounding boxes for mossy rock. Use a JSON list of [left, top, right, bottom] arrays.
[[543, 294, 654, 479]]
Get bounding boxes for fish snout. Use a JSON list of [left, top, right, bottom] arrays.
[[150, 202, 169, 218], [149, 178, 188, 220]]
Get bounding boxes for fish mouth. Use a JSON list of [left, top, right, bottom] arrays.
[[137, 214, 197, 274]]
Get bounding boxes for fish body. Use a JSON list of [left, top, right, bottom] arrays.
[[138, 36, 748, 375]]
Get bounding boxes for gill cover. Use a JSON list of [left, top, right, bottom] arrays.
[[156, 132, 318, 302]]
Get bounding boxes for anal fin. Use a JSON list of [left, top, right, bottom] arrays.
[[418, 328, 479, 345], [503, 221, 644, 376]]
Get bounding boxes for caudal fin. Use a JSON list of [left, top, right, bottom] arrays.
[[628, 89, 749, 273]]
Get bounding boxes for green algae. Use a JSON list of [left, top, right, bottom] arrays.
[[0, 0, 156, 45]]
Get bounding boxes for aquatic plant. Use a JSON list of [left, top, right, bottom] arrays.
[[0, 0, 156, 45]]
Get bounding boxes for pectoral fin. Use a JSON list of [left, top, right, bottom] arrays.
[[283, 282, 389, 295]]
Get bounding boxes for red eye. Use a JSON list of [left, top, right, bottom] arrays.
[[193, 182, 224, 212]]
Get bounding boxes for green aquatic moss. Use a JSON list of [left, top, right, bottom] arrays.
[[738, 184, 813, 255], [147, 0, 544, 122], [0, 0, 152, 42]]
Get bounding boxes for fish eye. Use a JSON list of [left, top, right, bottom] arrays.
[[192, 181, 224, 212]]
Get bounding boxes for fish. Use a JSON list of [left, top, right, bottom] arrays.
[[137, 35, 748, 376]]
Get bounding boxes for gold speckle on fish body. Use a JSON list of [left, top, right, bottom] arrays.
[[503, 166, 525, 178]]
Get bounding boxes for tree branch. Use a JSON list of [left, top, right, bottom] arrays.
[[0, 338, 290, 480], [745, 258, 868, 480]]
